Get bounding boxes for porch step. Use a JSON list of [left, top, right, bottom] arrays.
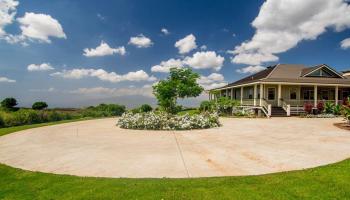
[[271, 107, 288, 117]]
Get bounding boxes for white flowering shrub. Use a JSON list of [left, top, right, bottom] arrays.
[[117, 111, 221, 130]]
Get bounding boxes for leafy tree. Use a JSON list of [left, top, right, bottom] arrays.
[[140, 104, 153, 113], [32, 101, 48, 110], [1, 97, 18, 110], [153, 68, 203, 113]]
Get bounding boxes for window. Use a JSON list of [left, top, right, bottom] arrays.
[[303, 89, 314, 100], [320, 90, 329, 100], [307, 68, 338, 78], [290, 88, 297, 100], [268, 88, 275, 100]]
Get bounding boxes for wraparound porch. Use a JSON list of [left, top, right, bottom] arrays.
[[209, 83, 350, 117]]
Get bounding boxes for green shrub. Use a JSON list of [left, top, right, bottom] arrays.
[[131, 108, 141, 114], [25, 110, 42, 124], [140, 104, 153, 113], [199, 101, 215, 112], [325, 102, 334, 114], [47, 111, 64, 122], [200, 97, 241, 116], [81, 104, 126, 117], [334, 104, 341, 115], [32, 102, 48, 110], [0, 103, 127, 128], [325, 102, 342, 115]]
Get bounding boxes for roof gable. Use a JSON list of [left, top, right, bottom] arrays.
[[302, 64, 344, 79]]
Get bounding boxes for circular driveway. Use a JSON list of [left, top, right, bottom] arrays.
[[1, 117, 350, 178]]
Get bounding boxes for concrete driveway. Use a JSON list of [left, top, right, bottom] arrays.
[[0, 117, 350, 178]]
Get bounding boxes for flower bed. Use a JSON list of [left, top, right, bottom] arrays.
[[117, 111, 221, 130]]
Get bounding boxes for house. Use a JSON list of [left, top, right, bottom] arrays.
[[209, 64, 350, 117]]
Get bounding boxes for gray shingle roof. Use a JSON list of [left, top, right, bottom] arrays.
[[213, 64, 350, 90]]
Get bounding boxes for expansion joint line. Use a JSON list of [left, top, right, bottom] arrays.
[[172, 131, 190, 178]]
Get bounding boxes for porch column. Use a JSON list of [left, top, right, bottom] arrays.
[[253, 84, 257, 106], [314, 85, 318, 107], [259, 83, 263, 106], [335, 86, 339, 105], [240, 87, 244, 105], [277, 84, 282, 107], [231, 88, 234, 100]]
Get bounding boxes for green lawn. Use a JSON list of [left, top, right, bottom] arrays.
[[0, 121, 349, 199], [0, 118, 93, 137], [177, 109, 200, 116]]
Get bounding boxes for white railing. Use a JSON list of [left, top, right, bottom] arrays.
[[280, 99, 291, 116], [241, 99, 255, 106], [261, 98, 271, 117], [284, 99, 339, 107]]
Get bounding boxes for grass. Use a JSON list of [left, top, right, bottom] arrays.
[[177, 109, 200, 116], [0, 120, 349, 199], [0, 117, 93, 137]]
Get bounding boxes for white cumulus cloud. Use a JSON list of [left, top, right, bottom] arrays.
[[0, 76, 16, 83], [27, 63, 54, 71], [341, 38, 350, 49], [128, 34, 153, 48], [184, 51, 224, 71], [175, 34, 197, 54], [230, 0, 350, 65], [151, 58, 183, 73], [152, 51, 225, 73], [83, 41, 126, 57], [51, 68, 156, 83], [198, 73, 227, 90], [17, 12, 66, 43], [0, 0, 18, 36], [0, 1, 66, 45], [161, 28, 169, 35], [236, 66, 266, 74]]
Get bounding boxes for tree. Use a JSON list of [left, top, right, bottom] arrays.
[[32, 101, 48, 110], [153, 68, 203, 113], [1, 97, 17, 110]]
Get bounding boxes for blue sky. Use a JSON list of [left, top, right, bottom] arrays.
[[0, 0, 350, 108]]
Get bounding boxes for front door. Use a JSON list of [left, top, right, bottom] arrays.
[[267, 87, 277, 106]]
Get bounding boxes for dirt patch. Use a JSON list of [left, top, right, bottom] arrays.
[[334, 123, 350, 131]]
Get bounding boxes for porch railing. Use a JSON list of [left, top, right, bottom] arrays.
[[284, 99, 341, 107], [261, 98, 271, 117], [241, 99, 255, 106], [280, 99, 290, 116]]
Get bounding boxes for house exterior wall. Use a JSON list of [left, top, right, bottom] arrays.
[[281, 85, 301, 100]]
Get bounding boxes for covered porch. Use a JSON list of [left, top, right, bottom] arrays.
[[209, 83, 350, 116]]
